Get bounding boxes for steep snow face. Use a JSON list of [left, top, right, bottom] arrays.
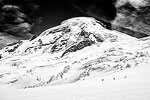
[[0, 17, 150, 89]]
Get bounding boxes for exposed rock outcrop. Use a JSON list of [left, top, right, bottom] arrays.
[[0, 0, 42, 49], [112, 0, 150, 38]]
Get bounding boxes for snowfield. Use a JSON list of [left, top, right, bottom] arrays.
[[0, 17, 150, 100], [1, 65, 150, 100]]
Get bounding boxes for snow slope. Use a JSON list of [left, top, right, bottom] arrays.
[[1, 64, 150, 100], [0, 17, 150, 91]]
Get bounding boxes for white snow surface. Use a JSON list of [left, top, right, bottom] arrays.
[[0, 17, 150, 99], [1, 65, 150, 100]]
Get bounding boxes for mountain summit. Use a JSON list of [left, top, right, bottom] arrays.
[[0, 17, 150, 89]]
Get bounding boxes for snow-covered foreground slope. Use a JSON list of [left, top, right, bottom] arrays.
[[0, 17, 150, 90], [1, 65, 150, 100]]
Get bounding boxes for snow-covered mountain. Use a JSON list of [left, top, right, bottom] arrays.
[[0, 17, 150, 89]]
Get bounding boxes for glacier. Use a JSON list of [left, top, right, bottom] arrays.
[[0, 17, 150, 89]]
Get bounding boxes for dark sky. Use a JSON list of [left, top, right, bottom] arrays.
[[32, 0, 86, 35]]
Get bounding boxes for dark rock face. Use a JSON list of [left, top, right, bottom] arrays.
[[0, 0, 42, 49], [112, 0, 150, 38], [0, 0, 41, 39]]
